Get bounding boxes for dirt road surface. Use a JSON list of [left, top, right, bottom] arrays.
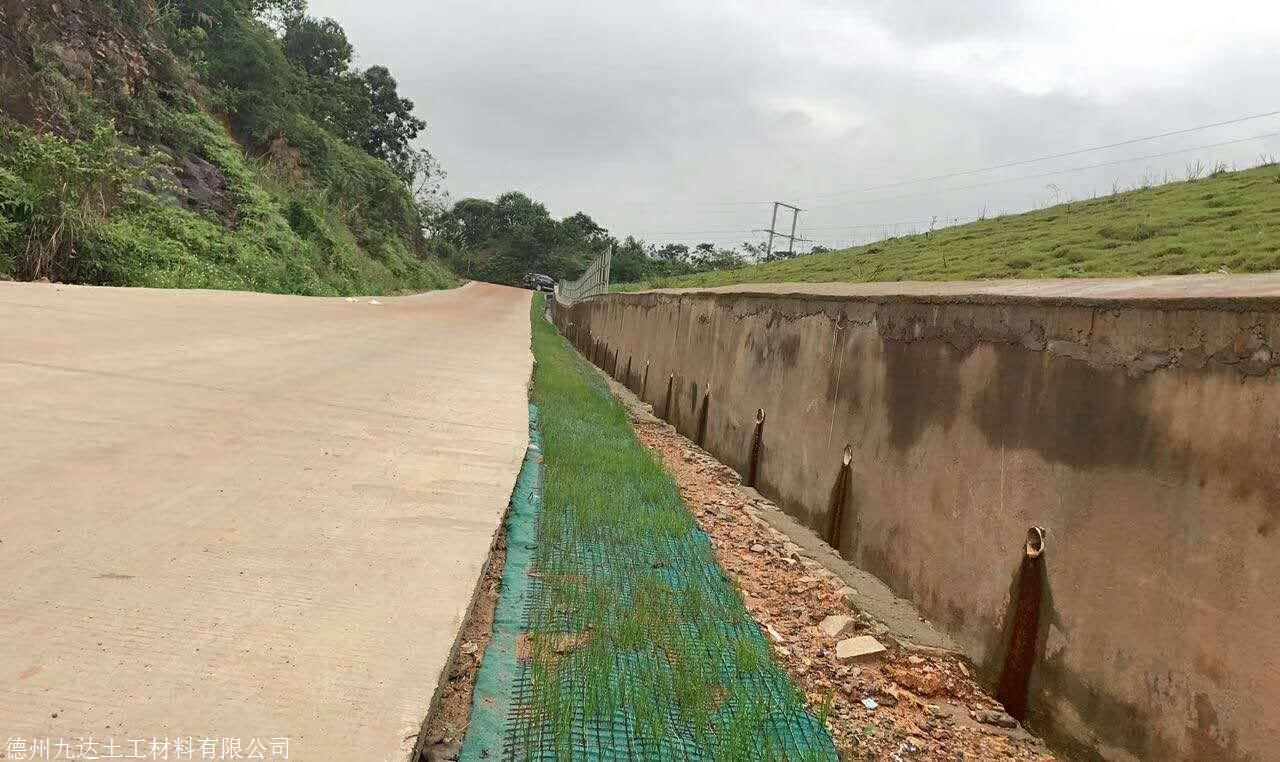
[[0, 282, 532, 761]]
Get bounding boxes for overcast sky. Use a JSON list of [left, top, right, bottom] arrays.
[[310, 0, 1280, 251]]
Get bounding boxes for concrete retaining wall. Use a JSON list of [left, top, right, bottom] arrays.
[[551, 276, 1280, 761]]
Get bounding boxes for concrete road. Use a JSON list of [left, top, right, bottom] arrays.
[[0, 282, 532, 761]]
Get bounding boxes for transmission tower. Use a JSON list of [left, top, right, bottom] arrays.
[[753, 201, 810, 260]]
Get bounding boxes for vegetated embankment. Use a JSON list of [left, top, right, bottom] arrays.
[[552, 275, 1280, 762], [616, 162, 1280, 292]]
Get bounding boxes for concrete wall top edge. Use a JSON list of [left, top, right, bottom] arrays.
[[605, 273, 1280, 313]]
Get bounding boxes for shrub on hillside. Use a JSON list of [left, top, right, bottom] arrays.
[[0, 120, 160, 281]]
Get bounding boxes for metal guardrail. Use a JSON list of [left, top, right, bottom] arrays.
[[557, 247, 611, 303]]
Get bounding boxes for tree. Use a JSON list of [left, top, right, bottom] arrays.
[[360, 66, 426, 181], [282, 16, 352, 79], [448, 198, 501, 250], [170, 0, 303, 32], [655, 243, 689, 264], [740, 241, 767, 261], [437, 193, 620, 285], [196, 5, 303, 137], [609, 236, 652, 283], [252, 0, 306, 30], [280, 16, 372, 140], [154, 0, 438, 265], [561, 212, 608, 248], [691, 243, 744, 271], [406, 147, 449, 225], [278, 17, 429, 185]]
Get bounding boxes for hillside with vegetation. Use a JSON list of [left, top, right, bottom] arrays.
[[0, 0, 453, 294], [614, 162, 1280, 291]]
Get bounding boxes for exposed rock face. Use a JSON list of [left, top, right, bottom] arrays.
[[143, 148, 234, 224], [0, 0, 189, 134], [176, 152, 231, 220]]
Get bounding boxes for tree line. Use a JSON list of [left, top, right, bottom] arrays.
[[428, 191, 763, 286]]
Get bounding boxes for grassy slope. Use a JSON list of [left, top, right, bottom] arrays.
[[618, 164, 1280, 291], [0, 112, 456, 295], [80, 110, 456, 295], [526, 295, 832, 759]]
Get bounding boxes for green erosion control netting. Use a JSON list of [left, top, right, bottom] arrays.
[[467, 302, 838, 761], [503, 525, 839, 761]]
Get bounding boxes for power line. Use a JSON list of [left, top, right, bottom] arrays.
[[606, 200, 775, 210], [634, 229, 753, 236], [609, 110, 1280, 244], [805, 129, 1280, 211], [635, 232, 767, 242], [628, 127, 1280, 242], [596, 109, 1280, 226], [806, 108, 1280, 199], [632, 217, 974, 238], [803, 218, 974, 231]]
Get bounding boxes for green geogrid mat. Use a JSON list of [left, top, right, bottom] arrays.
[[501, 524, 838, 761], [465, 403, 837, 761]]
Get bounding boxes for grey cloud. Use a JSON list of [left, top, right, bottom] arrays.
[[839, 0, 1037, 43], [309, 0, 1280, 250]]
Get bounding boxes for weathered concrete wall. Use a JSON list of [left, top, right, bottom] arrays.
[[552, 276, 1280, 761]]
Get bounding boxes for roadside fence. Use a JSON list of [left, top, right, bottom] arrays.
[[556, 247, 612, 304]]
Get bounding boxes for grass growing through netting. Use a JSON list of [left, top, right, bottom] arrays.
[[517, 296, 835, 760]]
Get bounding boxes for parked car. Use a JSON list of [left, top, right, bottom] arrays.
[[522, 273, 556, 292]]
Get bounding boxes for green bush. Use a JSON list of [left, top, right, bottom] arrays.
[[194, 5, 303, 141], [0, 200, 18, 276], [0, 167, 31, 236], [0, 114, 452, 295], [72, 169, 452, 295], [0, 120, 160, 280], [75, 203, 326, 294], [275, 113, 423, 249]]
